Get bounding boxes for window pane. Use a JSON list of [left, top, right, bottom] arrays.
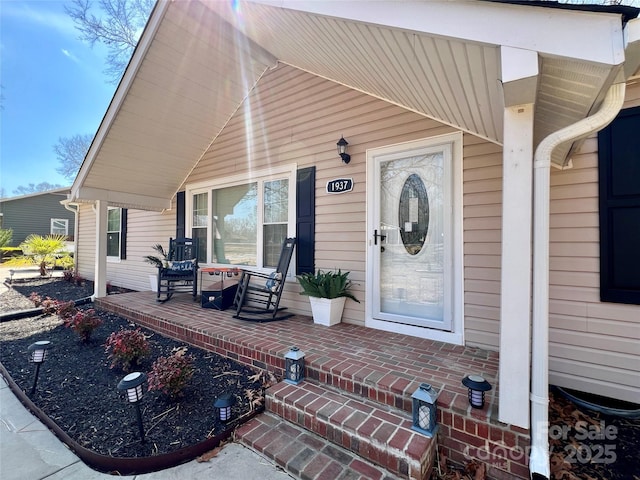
[[264, 179, 289, 223], [107, 233, 120, 257], [212, 183, 257, 265], [107, 208, 120, 231], [263, 224, 287, 267], [51, 219, 68, 236], [192, 228, 207, 264], [193, 193, 208, 227], [192, 193, 208, 262]]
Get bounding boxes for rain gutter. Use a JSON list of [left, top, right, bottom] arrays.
[[529, 82, 626, 479]]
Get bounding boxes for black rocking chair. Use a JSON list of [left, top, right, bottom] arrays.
[[233, 237, 296, 322], [157, 237, 199, 303]]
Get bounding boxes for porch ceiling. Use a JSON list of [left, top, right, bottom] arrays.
[[70, 0, 635, 210]]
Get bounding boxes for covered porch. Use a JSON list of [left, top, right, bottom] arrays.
[[96, 290, 529, 479]]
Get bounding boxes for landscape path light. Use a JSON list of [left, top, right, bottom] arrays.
[[411, 382, 439, 437], [462, 375, 492, 409], [284, 346, 305, 385], [28, 340, 51, 395], [214, 393, 235, 422], [117, 372, 147, 443]]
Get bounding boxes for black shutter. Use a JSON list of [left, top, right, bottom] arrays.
[[120, 208, 128, 260], [296, 167, 315, 274], [598, 105, 640, 304], [176, 191, 186, 239]]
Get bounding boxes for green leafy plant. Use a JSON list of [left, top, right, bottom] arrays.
[[0, 228, 13, 262], [63, 308, 102, 343], [104, 328, 151, 371], [296, 269, 360, 302], [147, 347, 195, 398], [143, 243, 170, 269], [3, 234, 72, 276]]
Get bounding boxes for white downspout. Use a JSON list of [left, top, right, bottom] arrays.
[[529, 82, 626, 479]]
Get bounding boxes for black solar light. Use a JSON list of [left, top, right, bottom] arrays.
[[214, 393, 235, 422], [284, 346, 305, 385], [462, 375, 492, 409], [411, 382, 439, 437], [117, 372, 147, 442], [28, 340, 51, 395]]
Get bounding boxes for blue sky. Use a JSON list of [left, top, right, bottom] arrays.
[[1, 0, 115, 197]]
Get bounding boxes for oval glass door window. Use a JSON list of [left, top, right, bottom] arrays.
[[398, 174, 429, 255]]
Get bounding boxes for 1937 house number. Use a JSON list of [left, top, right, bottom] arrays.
[[326, 178, 354, 194]]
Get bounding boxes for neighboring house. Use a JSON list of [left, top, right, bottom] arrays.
[[67, 1, 640, 478], [0, 188, 75, 246]]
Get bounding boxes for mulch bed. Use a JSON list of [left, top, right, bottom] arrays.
[[0, 277, 274, 459]]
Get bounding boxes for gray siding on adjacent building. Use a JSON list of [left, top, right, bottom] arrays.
[[0, 190, 74, 246]]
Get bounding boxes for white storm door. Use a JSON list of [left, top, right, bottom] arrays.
[[371, 141, 453, 331]]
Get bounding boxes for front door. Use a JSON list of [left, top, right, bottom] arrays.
[[369, 138, 453, 331]]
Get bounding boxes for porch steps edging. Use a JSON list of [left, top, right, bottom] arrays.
[[254, 379, 436, 480], [235, 411, 404, 480]]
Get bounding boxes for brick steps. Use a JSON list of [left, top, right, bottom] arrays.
[[237, 380, 436, 480], [235, 412, 403, 480]]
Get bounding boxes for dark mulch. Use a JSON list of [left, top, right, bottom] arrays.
[[548, 389, 640, 480], [0, 278, 273, 459]]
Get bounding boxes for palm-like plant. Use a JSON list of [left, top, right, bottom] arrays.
[[143, 243, 170, 269], [4, 234, 70, 276], [296, 269, 360, 302]]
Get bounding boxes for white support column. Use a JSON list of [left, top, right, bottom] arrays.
[[94, 200, 108, 298], [498, 46, 537, 428]]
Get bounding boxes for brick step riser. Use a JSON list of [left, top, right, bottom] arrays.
[[265, 383, 436, 480]]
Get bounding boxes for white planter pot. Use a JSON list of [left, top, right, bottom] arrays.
[[309, 296, 346, 326], [149, 275, 158, 292]]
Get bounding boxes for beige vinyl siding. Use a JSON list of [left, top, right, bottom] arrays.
[[75, 203, 176, 292], [187, 64, 507, 327], [462, 135, 503, 350], [548, 82, 640, 404]]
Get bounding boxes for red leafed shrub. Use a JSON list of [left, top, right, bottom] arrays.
[[64, 308, 102, 343], [55, 300, 77, 320], [148, 347, 195, 398], [29, 293, 57, 314], [104, 328, 150, 371]]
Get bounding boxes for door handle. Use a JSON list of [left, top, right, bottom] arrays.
[[374, 229, 387, 245]]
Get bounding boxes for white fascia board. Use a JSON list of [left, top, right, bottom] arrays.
[[247, 0, 625, 65], [624, 18, 640, 79], [73, 187, 171, 211], [501, 46, 539, 107], [70, 0, 172, 201]]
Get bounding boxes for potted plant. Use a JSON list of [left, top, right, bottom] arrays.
[[296, 269, 360, 326], [143, 244, 169, 292]]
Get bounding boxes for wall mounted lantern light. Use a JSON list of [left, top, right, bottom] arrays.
[[118, 372, 147, 442], [462, 375, 492, 409], [411, 382, 439, 437], [214, 393, 235, 422], [284, 346, 305, 385], [337, 136, 351, 164], [28, 340, 51, 395]]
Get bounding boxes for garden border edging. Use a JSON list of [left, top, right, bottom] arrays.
[[0, 362, 261, 475]]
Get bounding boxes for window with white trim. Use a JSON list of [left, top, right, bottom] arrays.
[[188, 165, 296, 269], [51, 218, 68, 236], [107, 207, 122, 258]]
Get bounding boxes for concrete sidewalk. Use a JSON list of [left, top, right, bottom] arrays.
[[0, 381, 294, 480]]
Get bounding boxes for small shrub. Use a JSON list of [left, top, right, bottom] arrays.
[[104, 328, 151, 371], [148, 347, 195, 398], [55, 300, 77, 320], [63, 269, 84, 286], [29, 292, 43, 307], [41, 297, 59, 315], [64, 308, 102, 343]]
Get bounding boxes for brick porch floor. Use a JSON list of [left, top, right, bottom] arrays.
[[96, 291, 530, 479]]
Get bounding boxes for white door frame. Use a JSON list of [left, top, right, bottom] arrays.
[[365, 132, 464, 345]]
